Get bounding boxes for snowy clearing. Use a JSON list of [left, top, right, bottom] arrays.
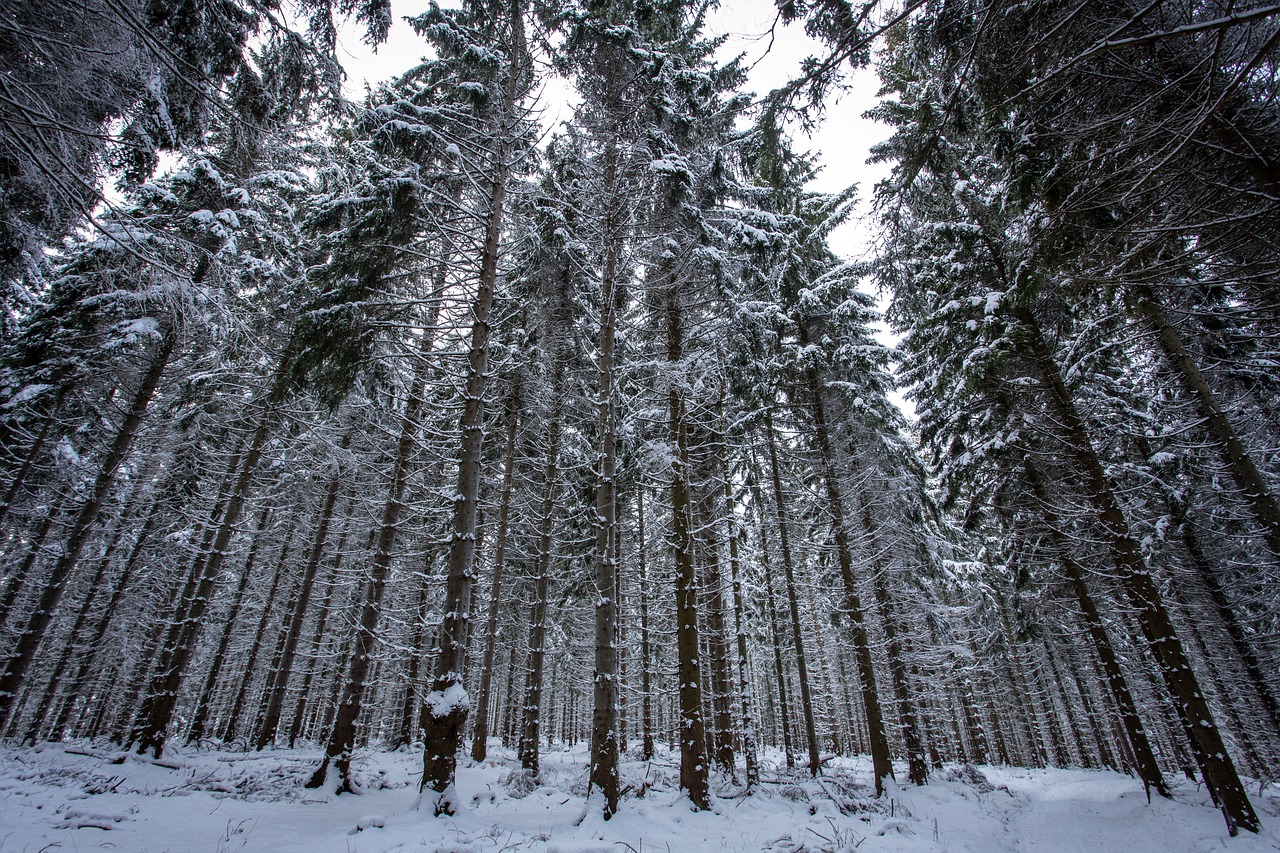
[[1, 742, 1277, 853]]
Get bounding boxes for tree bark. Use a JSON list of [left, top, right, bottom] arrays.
[[1018, 309, 1257, 834], [636, 485, 656, 762], [723, 448, 759, 788], [186, 504, 273, 744], [418, 36, 521, 806], [694, 468, 736, 776], [471, 389, 521, 762], [519, 373, 563, 773], [0, 325, 175, 727], [763, 413, 821, 776], [800, 362, 894, 793], [666, 281, 709, 810], [133, 348, 293, 758], [309, 346, 431, 792], [257, 450, 347, 750], [583, 148, 622, 817], [751, 473, 795, 768], [1133, 287, 1280, 560], [857, 497, 929, 786]]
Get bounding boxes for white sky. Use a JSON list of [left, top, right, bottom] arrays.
[[333, 0, 912, 417]]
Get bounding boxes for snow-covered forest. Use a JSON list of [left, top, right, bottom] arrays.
[[1, 0, 1279, 849]]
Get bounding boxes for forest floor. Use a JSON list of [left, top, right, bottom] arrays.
[[1, 741, 1278, 852]]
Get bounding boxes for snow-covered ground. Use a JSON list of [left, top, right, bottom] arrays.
[[1, 742, 1277, 852]]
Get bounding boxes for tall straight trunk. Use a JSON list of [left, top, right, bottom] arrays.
[[186, 504, 273, 744], [583, 154, 622, 817], [0, 508, 59, 632], [53, 489, 163, 739], [723, 453, 759, 788], [762, 414, 820, 776], [23, 474, 144, 742], [667, 284, 709, 810], [1018, 310, 1257, 834], [288, 512, 353, 748], [858, 498, 928, 786], [257, 452, 347, 750], [418, 31, 524, 806], [1172, 497, 1280, 732], [133, 349, 293, 758], [615, 487, 628, 755], [695, 478, 735, 775], [1133, 287, 1280, 560], [799, 367, 894, 794], [221, 525, 296, 743], [308, 345, 432, 792], [753, 484, 794, 768], [636, 485, 655, 761], [390, 270, 451, 755], [0, 387, 65, 531], [1025, 465, 1172, 794], [471, 390, 521, 762], [0, 325, 176, 726], [519, 376, 563, 773]]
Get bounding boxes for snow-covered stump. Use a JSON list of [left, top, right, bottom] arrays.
[[417, 682, 470, 816]]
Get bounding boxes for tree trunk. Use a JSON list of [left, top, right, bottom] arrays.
[[257, 451, 347, 750], [800, 366, 894, 793], [1133, 287, 1280, 560], [0, 325, 176, 727], [471, 390, 521, 762], [133, 348, 293, 758], [666, 282, 709, 810], [1018, 309, 1257, 834], [762, 413, 821, 776], [751, 475, 795, 768], [308, 346, 431, 792], [636, 485, 656, 762], [723, 451, 759, 788], [186, 504, 273, 744], [519, 375, 563, 773], [583, 161, 622, 817], [418, 45, 520, 807], [858, 497, 929, 786], [694, 471, 735, 776]]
